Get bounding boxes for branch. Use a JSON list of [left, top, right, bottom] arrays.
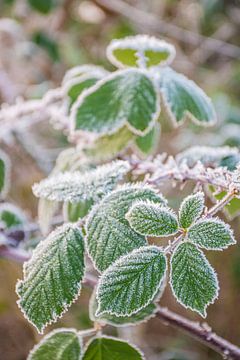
[[1, 245, 240, 358], [156, 307, 240, 360], [95, 0, 240, 60]]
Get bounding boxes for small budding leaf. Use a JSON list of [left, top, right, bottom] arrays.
[[96, 246, 167, 317], [28, 328, 82, 360], [33, 160, 129, 203], [157, 67, 216, 126], [126, 201, 178, 237], [179, 192, 205, 229], [89, 288, 157, 327], [107, 35, 176, 69], [188, 218, 236, 250], [170, 242, 218, 317], [71, 68, 160, 136], [86, 184, 167, 272], [82, 336, 144, 360], [16, 224, 85, 333]]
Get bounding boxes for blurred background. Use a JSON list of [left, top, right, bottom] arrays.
[[0, 0, 240, 359]]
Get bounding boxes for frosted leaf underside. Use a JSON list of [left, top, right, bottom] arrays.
[[188, 218, 236, 250], [72, 68, 160, 135], [96, 246, 167, 316], [16, 224, 85, 333], [86, 184, 167, 272], [158, 67, 216, 126], [28, 328, 81, 360], [126, 201, 178, 237], [33, 160, 129, 203], [179, 192, 204, 229], [170, 242, 218, 317]]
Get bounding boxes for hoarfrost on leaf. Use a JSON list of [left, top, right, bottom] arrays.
[[96, 245, 167, 317], [126, 200, 178, 237], [32, 160, 130, 203], [16, 224, 85, 333], [170, 242, 219, 317], [86, 183, 167, 272], [28, 328, 82, 360], [179, 192, 205, 229], [188, 218, 236, 250]]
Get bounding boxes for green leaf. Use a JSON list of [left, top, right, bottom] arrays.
[[33, 160, 129, 203], [107, 35, 175, 68], [86, 184, 167, 272], [170, 242, 218, 317], [0, 149, 10, 197], [28, 328, 82, 360], [85, 126, 134, 161], [83, 336, 144, 360], [188, 218, 236, 250], [96, 246, 167, 317], [16, 224, 85, 333], [157, 67, 216, 126], [126, 201, 178, 237], [63, 200, 93, 222], [135, 123, 160, 156], [71, 68, 160, 136], [63, 65, 108, 84], [89, 288, 157, 327], [179, 192, 205, 229], [28, 0, 56, 14], [0, 203, 25, 229]]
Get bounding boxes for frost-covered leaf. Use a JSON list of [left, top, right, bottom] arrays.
[[179, 192, 204, 229], [33, 160, 129, 203], [0, 149, 10, 197], [170, 242, 218, 317], [126, 201, 178, 237], [135, 123, 160, 156], [28, 328, 82, 360], [107, 35, 175, 68], [188, 218, 236, 250], [86, 184, 167, 272], [71, 68, 160, 136], [52, 147, 89, 174], [157, 68, 216, 126], [83, 336, 144, 360], [96, 246, 167, 317], [63, 65, 108, 84], [38, 199, 59, 236], [86, 126, 134, 161], [16, 224, 85, 333], [89, 287, 157, 327], [63, 200, 93, 222], [176, 146, 238, 168]]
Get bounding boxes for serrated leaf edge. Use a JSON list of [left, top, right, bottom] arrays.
[[70, 68, 161, 137], [95, 245, 167, 317], [63, 65, 108, 84], [170, 241, 219, 317], [83, 335, 145, 360], [179, 191, 205, 228], [27, 328, 83, 360]]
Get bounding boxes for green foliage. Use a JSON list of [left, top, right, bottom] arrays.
[[33, 160, 129, 203], [28, 328, 82, 360], [16, 224, 85, 333], [86, 184, 166, 272], [0, 150, 10, 197], [89, 288, 157, 327], [170, 242, 219, 317], [135, 123, 160, 156], [96, 246, 167, 317], [71, 69, 160, 136], [63, 200, 93, 222], [0, 203, 25, 229], [188, 218, 236, 250], [179, 192, 205, 229], [82, 336, 144, 360], [157, 67, 216, 126], [126, 201, 178, 237], [32, 31, 60, 62], [28, 0, 57, 14]]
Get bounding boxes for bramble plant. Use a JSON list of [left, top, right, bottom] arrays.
[[1, 34, 240, 359]]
